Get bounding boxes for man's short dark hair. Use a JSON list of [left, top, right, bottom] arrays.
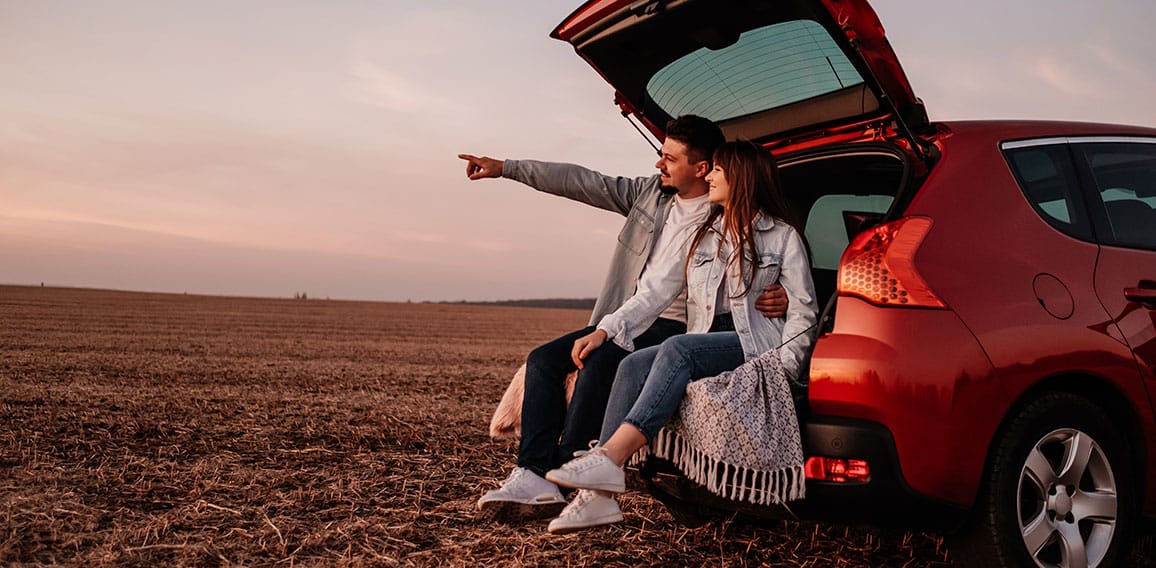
[[665, 115, 725, 165]]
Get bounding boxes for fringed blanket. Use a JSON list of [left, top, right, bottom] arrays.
[[646, 348, 805, 506]]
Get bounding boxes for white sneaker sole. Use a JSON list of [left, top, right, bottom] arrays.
[[544, 471, 625, 493], [547, 510, 625, 534]]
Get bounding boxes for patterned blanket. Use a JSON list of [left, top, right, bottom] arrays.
[[646, 348, 806, 506]]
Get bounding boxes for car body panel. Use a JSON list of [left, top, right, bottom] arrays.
[[1074, 137, 1156, 513], [808, 297, 1002, 507], [906, 122, 1156, 514], [1093, 244, 1156, 514], [793, 121, 1156, 516]]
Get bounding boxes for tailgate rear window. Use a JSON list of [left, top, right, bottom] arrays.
[[646, 20, 864, 123]]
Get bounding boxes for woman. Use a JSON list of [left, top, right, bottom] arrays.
[[544, 140, 818, 533]]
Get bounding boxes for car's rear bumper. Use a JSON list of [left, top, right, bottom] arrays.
[[791, 416, 967, 529], [630, 416, 968, 530]]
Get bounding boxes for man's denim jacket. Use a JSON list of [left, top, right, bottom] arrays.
[[503, 159, 672, 325]]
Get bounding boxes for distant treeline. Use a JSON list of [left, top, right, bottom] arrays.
[[432, 298, 595, 310]]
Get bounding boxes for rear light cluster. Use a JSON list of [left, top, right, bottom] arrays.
[[805, 457, 871, 483], [837, 216, 945, 308]]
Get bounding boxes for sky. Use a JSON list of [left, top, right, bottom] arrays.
[[2, 0, 1155, 302]]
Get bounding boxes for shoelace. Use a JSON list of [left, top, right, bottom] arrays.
[[563, 449, 610, 473], [558, 490, 598, 519], [571, 439, 600, 459], [564, 440, 610, 471], [500, 467, 528, 488]]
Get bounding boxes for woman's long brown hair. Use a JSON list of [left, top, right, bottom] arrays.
[[687, 140, 803, 297]]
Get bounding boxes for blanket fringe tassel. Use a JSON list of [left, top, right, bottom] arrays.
[[635, 427, 805, 506]]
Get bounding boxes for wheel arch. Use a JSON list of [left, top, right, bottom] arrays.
[[949, 378, 1146, 566], [981, 372, 1148, 509]]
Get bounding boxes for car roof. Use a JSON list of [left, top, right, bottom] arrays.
[[935, 120, 1156, 141]]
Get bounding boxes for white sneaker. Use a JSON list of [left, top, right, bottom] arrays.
[[547, 490, 623, 534], [477, 467, 566, 522], [544, 448, 626, 493]]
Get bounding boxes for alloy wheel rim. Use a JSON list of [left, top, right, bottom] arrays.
[[1017, 428, 1117, 568]]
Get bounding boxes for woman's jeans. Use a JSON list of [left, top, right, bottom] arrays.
[[600, 331, 745, 443]]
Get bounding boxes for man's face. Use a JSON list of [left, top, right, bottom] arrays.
[[655, 138, 706, 195]]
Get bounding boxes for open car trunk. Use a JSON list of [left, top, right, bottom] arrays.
[[553, 0, 933, 159]]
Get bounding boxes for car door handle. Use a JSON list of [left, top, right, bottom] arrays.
[[1124, 280, 1156, 308]]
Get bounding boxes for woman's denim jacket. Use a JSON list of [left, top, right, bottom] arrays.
[[503, 159, 673, 326], [597, 214, 818, 380]]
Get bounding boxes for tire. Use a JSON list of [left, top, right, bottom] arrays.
[[950, 392, 1137, 568]]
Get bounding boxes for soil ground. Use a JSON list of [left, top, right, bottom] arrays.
[[2, 285, 1151, 566]]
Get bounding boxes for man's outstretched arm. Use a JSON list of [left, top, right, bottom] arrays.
[[457, 153, 654, 216]]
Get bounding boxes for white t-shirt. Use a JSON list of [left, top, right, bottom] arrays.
[[714, 235, 736, 316], [645, 193, 712, 324]]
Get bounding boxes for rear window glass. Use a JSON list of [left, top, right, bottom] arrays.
[[645, 20, 864, 122]]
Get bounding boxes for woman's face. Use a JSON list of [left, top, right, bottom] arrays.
[[705, 164, 731, 206]]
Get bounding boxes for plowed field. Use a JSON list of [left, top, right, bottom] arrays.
[[2, 285, 1151, 566]]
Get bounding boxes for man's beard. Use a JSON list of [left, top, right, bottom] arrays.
[[659, 184, 678, 195]]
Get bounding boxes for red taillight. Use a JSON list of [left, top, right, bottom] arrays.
[[837, 216, 945, 308], [804, 457, 871, 483]]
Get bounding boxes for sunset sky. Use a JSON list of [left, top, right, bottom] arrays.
[[3, 0, 1155, 302]]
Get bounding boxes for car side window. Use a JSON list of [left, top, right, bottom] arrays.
[[1003, 145, 1093, 241], [1073, 142, 1156, 251]]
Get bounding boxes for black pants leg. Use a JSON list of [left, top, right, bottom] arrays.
[[518, 326, 595, 477], [517, 318, 686, 477]]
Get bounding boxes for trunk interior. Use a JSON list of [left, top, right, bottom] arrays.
[[776, 144, 910, 384]]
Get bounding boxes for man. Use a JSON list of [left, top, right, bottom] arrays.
[[458, 115, 788, 522]]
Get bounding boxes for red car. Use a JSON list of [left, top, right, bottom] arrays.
[[552, 1, 1156, 566]]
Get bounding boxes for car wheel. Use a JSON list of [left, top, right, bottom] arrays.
[[951, 392, 1136, 568]]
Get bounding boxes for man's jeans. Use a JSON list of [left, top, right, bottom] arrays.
[[600, 331, 745, 443], [518, 318, 686, 477]]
